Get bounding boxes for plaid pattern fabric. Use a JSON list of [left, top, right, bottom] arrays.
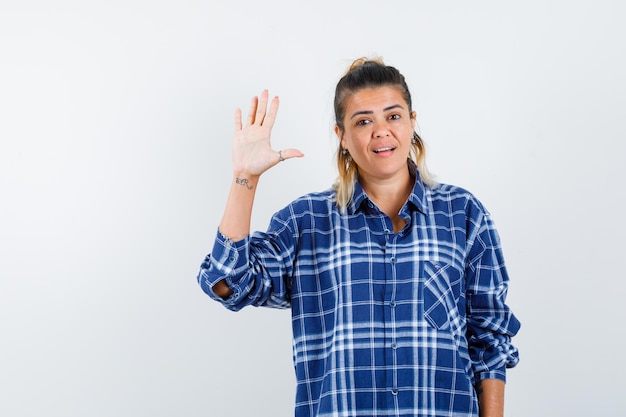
[[198, 167, 520, 417]]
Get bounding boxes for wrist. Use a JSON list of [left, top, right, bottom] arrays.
[[232, 174, 259, 191], [232, 169, 260, 180]]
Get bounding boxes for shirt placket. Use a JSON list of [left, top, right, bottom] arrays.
[[382, 220, 400, 405]]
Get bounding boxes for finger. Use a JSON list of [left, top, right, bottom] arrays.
[[246, 95, 258, 126], [255, 89, 269, 125], [262, 96, 280, 129], [234, 108, 242, 131]]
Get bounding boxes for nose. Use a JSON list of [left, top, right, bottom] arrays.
[[373, 121, 390, 138]]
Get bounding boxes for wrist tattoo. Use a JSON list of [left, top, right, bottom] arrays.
[[235, 177, 253, 190]]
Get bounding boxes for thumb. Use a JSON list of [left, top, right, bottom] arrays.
[[276, 148, 304, 162]]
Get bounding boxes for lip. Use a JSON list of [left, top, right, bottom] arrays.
[[373, 146, 396, 154]]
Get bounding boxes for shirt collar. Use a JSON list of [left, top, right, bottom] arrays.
[[346, 160, 428, 215]]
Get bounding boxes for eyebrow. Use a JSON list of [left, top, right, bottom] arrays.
[[350, 104, 405, 119]]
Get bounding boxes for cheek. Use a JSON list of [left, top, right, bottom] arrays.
[[344, 135, 367, 154], [340, 130, 354, 149]]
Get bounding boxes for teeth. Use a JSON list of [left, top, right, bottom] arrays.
[[374, 147, 394, 153]]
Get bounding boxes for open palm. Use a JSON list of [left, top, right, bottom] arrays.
[[232, 90, 303, 176]]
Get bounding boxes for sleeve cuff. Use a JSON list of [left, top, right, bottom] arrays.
[[196, 230, 251, 309], [474, 366, 507, 383], [209, 229, 249, 274]]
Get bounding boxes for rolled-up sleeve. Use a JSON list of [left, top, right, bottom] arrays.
[[197, 218, 294, 311], [197, 230, 252, 310], [465, 209, 521, 383]]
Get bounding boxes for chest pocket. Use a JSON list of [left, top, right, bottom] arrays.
[[423, 261, 465, 334]]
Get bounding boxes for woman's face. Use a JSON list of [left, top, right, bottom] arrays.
[[336, 86, 416, 185]]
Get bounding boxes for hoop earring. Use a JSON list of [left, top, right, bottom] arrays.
[[411, 132, 420, 145]]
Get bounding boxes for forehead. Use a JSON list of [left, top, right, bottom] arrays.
[[344, 86, 408, 111]]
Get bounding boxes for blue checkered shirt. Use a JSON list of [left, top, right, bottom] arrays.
[[198, 167, 520, 417]]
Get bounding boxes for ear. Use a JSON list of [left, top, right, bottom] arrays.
[[334, 125, 345, 148], [410, 111, 417, 130]]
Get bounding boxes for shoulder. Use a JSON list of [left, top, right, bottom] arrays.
[[289, 188, 336, 210], [427, 183, 490, 217], [266, 188, 337, 236], [273, 188, 337, 219]]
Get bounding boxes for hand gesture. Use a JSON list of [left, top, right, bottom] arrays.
[[232, 90, 303, 177]]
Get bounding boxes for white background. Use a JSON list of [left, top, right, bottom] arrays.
[[1, 1, 624, 416]]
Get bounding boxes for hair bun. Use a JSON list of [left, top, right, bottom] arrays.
[[347, 56, 385, 73]]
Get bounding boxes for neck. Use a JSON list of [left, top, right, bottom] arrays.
[[360, 171, 413, 219]]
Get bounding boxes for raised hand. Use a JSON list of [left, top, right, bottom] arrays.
[[232, 90, 303, 177]]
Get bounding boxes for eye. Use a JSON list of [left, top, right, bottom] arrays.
[[388, 113, 401, 120], [356, 119, 371, 126]]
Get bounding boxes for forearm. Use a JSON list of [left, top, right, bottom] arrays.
[[212, 173, 259, 299], [219, 173, 259, 241], [476, 378, 505, 417]]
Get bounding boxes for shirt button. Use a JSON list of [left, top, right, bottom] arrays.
[[389, 300, 396, 308], [391, 343, 397, 349], [390, 257, 396, 264], [384, 229, 390, 235], [368, 201, 374, 208], [228, 256, 235, 262], [391, 388, 398, 395]]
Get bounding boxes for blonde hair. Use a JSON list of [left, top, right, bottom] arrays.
[[332, 57, 435, 211]]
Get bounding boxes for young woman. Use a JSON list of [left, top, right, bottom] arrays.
[[198, 58, 520, 417]]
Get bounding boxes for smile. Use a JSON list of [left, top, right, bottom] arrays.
[[373, 146, 395, 153]]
